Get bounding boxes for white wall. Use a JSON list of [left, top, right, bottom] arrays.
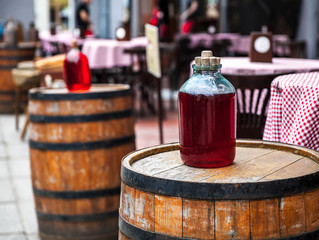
[[90, 0, 124, 38], [296, 0, 318, 59], [109, 0, 126, 38], [34, 0, 50, 32]]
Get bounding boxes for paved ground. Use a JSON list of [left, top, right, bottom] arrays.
[[0, 114, 39, 240], [0, 107, 179, 239]]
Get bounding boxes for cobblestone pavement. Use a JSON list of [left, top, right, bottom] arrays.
[[0, 109, 179, 240]]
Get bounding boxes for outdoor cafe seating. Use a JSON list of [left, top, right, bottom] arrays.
[[1, 1, 319, 239]]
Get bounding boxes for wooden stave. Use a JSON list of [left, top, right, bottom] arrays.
[[29, 86, 135, 240], [119, 140, 319, 240], [0, 46, 35, 113]]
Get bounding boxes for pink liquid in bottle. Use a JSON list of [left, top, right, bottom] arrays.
[[179, 92, 236, 167], [63, 43, 91, 92]]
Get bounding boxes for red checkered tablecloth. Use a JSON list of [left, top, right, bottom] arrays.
[[263, 72, 319, 151]]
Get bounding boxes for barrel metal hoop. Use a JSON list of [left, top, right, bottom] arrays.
[[29, 88, 131, 101], [121, 164, 319, 200], [33, 187, 121, 199], [120, 216, 319, 240], [119, 216, 189, 240], [0, 65, 17, 70], [37, 210, 118, 222], [29, 135, 135, 151], [0, 90, 15, 95], [0, 55, 34, 61], [29, 109, 133, 123]]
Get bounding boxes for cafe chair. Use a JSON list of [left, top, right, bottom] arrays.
[[275, 40, 307, 58], [11, 68, 41, 137], [208, 39, 231, 57], [223, 72, 293, 139], [123, 46, 156, 116], [124, 44, 175, 144]]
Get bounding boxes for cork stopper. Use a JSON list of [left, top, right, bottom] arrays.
[[209, 57, 221, 65], [194, 56, 201, 65], [201, 57, 210, 66], [71, 39, 77, 48], [201, 50, 213, 58]]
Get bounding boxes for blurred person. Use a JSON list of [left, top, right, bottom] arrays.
[[149, 0, 169, 41], [76, 0, 93, 37], [158, 0, 169, 41], [181, 0, 199, 34]]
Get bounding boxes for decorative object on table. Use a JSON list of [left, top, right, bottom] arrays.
[[63, 40, 91, 91], [249, 32, 273, 63], [115, 23, 130, 41], [120, 140, 319, 239], [0, 43, 35, 113], [178, 50, 236, 168], [28, 84, 135, 240]]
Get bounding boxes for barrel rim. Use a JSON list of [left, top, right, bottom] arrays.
[[28, 84, 131, 101], [121, 140, 319, 200]]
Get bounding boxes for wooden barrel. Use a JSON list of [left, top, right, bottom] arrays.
[[0, 43, 35, 113], [119, 140, 319, 240], [28, 84, 136, 240]]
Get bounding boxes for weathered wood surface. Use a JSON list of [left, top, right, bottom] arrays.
[[0, 46, 35, 113], [119, 140, 319, 240], [29, 85, 135, 240]]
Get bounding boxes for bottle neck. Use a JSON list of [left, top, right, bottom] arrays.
[[192, 64, 201, 75], [202, 64, 222, 76]]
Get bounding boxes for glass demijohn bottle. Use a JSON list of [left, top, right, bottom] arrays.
[[178, 50, 236, 168], [63, 40, 91, 91]]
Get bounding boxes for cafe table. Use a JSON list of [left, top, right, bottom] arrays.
[[184, 33, 289, 56], [190, 57, 319, 76], [81, 37, 148, 69], [263, 71, 319, 151], [39, 30, 86, 54], [220, 57, 319, 75]]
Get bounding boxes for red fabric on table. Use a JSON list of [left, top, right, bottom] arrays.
[[263, 72, 319, 151]]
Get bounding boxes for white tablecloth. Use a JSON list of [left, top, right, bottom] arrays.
[[220, 57, 319, 75], [183, 33, 289, 55], [81, 37, 148, 69], [39, 30, 85, 53]]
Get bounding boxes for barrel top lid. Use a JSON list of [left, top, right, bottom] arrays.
[[29, 84, 130, 100], [121, 140, 319, 200], [30, 84, 129, 94]]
